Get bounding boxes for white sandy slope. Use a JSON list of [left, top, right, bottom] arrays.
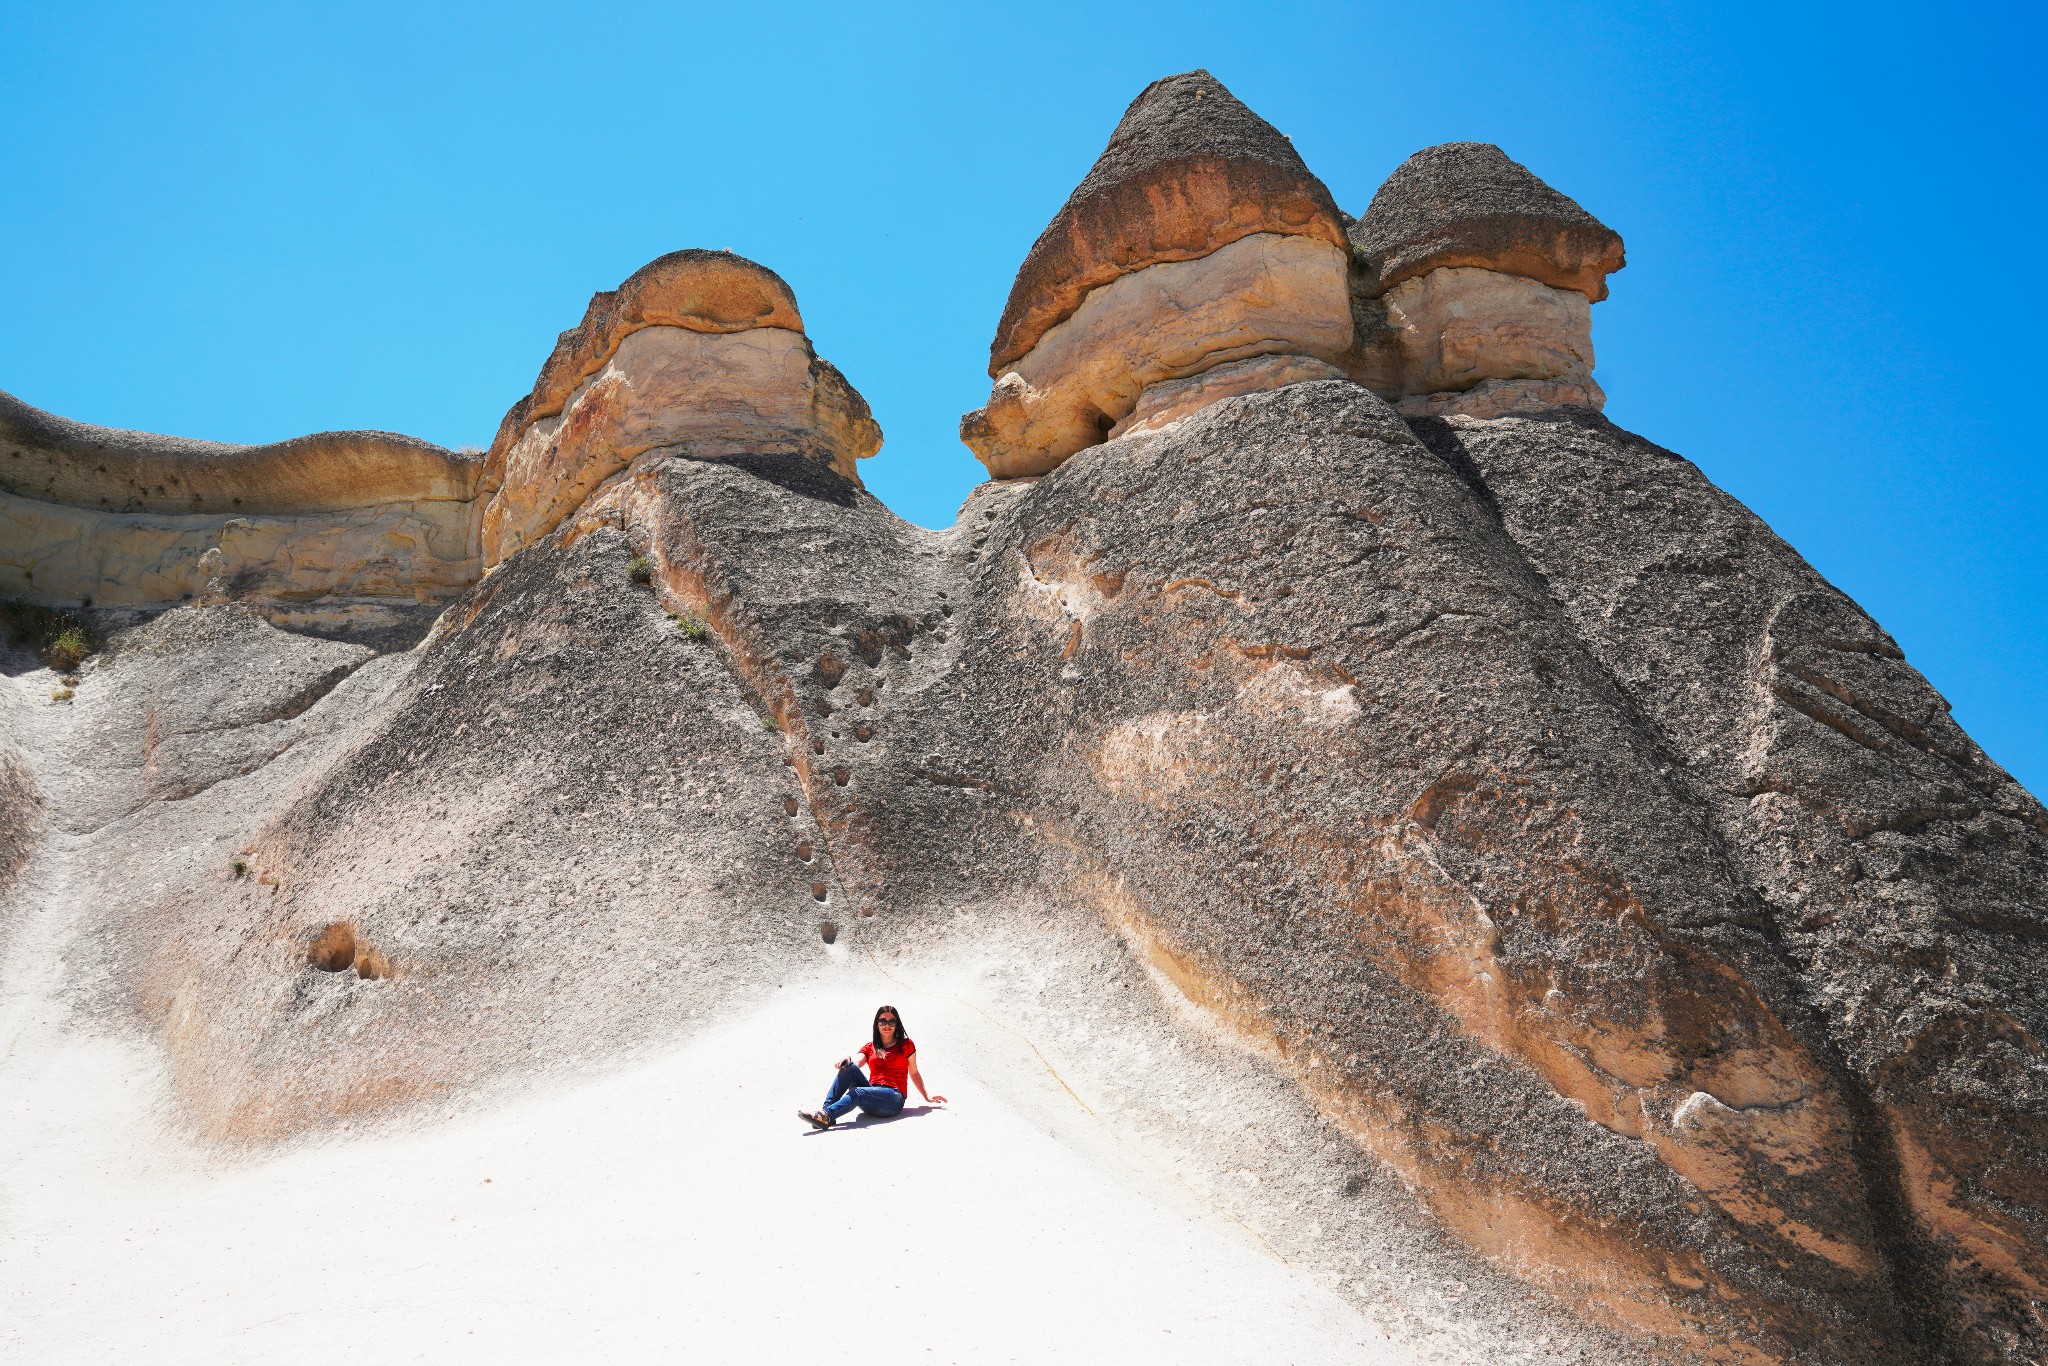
[[0, 939, 1418, 1365]]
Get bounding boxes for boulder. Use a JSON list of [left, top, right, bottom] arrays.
[[1344, 146, 1623, 418], [964, 73, 1354, 479]]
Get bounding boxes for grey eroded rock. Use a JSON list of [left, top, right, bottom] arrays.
[[1411, 408, 2048, 1363], [9, 376, 2041, 1365]]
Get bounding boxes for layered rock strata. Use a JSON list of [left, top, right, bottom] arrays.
[[0, 390, 482, 610], [479, 249, 880, 566], [962, 71, 1355, 478], [1349, 143, 1623, 418]]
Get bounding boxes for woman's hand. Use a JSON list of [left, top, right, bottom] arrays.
[[909, 1057, 946, 1105]]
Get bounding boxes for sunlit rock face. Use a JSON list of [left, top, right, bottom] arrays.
[[1380, 266, 1603, 417], [1344, 142, 1623, 419], [962, 71, 1354, 479], [961, 232, 1352, 477], [0, 389, 482, 613], [479, 250, 880, 567]]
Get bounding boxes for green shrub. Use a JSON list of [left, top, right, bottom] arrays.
[[1, 601, 94, 672], [626, 555, 654, 585], [674, 613, 709, 641], [46, 626, 89, 671]]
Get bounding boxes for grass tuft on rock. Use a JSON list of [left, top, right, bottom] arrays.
[[1, 601, 95, 672], [673, 613, 710, 641], [626, 555, 654, 585]]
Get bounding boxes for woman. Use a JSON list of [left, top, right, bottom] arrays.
[[799, 1004, 945, 1129]]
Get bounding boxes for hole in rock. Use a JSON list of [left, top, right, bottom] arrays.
[[355, 947, 393, 980], [819, 921, 839, 944], [856, 689, 875, 708], [854, 726, 874, 742], [782, 798, 799, 817], [796, 841, 814, 862], [308, 922, 357, 972], [811, 883, 828, 902], [812, 738, 826, 755], [832, 769, 851, 787]]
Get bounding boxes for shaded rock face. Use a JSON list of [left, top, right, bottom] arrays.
[[4, 73, 2044, 1366]]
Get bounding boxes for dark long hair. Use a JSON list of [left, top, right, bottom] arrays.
[[872, 1004, 911, 1051]]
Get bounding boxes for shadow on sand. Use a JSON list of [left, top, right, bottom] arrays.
[[800, 1105, 941, 1135]]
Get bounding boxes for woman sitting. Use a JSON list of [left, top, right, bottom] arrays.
[[799, 1004, 945, 1128]]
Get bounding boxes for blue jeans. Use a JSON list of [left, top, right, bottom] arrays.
[[823, 1061, 905, 1121]]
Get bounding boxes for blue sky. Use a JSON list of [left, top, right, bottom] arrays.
[[3, 2, 2042, 792]]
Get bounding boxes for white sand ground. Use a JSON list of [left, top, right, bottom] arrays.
[[1, 940, 1417, 1364]]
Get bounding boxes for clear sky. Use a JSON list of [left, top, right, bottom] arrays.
[[3, 2, 2042, 792]]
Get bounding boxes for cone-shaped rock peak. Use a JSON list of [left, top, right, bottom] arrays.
[[987, 69, 1346, 375], [1351, 142, 1625, 301]]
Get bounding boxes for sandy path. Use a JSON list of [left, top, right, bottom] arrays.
[[1, 949, 1413, 1364]]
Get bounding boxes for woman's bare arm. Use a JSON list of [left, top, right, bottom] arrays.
[[908, 1056, 947, 1105]]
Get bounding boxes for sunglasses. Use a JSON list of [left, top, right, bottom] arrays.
[[878, 1016, 899, 1025]]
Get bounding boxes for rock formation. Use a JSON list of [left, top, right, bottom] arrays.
[[961, 71, 1355, 477], [1351, 142, 1623, 418], [2, 70, 2042, 1366], [0, 389, 481, 620], [479, 249, 881, 567]]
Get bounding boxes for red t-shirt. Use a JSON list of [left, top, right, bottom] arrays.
[[859, 1039, 914, 1092]]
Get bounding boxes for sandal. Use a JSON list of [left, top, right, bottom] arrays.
[[798, 1108, 833, 1130]]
